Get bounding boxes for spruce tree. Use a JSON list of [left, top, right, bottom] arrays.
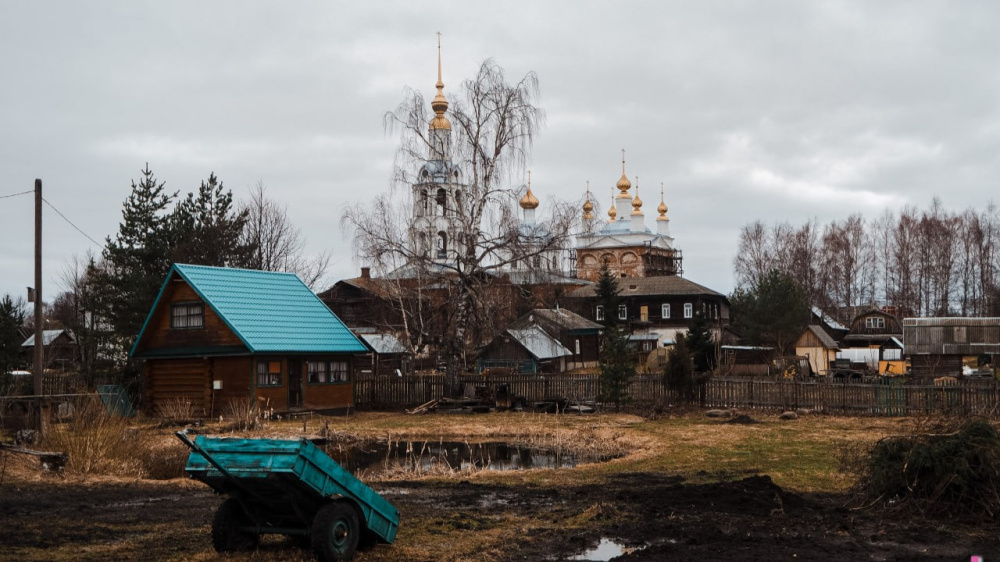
[[664, 333, 696, 403], [95, 164, 177, 367], [170, 172, 251, 267], [594, 261, 621, 328], [685, 303, 716, 374], [1, 294, 27, 380], [595, 260, 634, 411]]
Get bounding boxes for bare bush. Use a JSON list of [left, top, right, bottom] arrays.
[[42, 395, 142, 476], [223, 396, 272, 432], [157, 397, 194, 421]]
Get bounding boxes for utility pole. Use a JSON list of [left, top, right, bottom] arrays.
[[33, 178, 48, 436]]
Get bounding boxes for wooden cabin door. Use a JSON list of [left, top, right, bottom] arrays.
[[288, 360, 302, 408]]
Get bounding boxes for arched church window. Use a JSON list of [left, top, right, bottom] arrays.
[[437, 231, 447, 259], [421, 189, 429, 215], [533, 255, 541, 268], [436, 189, 447, 216], [454, 190, 462, 213], [419, 232, 428, 257]]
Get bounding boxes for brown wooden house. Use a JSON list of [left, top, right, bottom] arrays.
[[131, 264, 367, 416]]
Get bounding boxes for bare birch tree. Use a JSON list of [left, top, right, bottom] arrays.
[[342, 59, 577, 390]]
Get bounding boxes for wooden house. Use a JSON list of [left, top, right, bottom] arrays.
[[507, 308, 602, 369], [477, 325, 573, 374], [794, 325, 839, 376], [131, 264, 367, 416], [21, 329, 77, 370], [903, 317, 1000, 378]]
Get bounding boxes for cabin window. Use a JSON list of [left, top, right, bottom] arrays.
[[307, 360, 350, 384], [684, 303, 693, 318], [642, 341, 652, 352], [865, 317, 885, 329], [596, 305, 604, 321], [618, 304, 627, 320], [640, 306, 649, 322], [256, 360, 282, 387], [661, 303, 670, 319], [171, 302, 204, 329]]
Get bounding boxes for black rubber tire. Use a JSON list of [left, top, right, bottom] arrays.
[[211, 498, 259, 552], [311, 500, 361, 561]]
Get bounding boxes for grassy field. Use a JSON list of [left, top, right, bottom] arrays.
[[1, 408, 989, 561]]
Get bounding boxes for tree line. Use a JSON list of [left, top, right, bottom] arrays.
[[2, 165, 328, 389], [733, 198, 1000, 321]]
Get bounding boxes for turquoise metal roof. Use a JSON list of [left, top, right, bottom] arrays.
[[132, 264, 367, 356]]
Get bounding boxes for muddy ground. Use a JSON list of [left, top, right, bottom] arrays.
[[1, 469, 996, 561]]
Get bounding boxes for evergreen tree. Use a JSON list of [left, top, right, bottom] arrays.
[[664, 333, 697, 402], [594, 261, 622, 327], [685, 303, 716, 373], [1, 294, 27, 378], [170, 172, 251, 267], [93, 164, 177, 370], [599, 325, 635, 412], [730, 268, 810, 355]]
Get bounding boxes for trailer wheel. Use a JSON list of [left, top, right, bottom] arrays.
[[211, 498, 258, 552], [311, 500, 360, 561]]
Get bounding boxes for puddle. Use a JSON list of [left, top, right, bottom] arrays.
[[571, 538, 633, 561], [320, 440, 616, 475]]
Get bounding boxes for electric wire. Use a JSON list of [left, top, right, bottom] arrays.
[[0, 190, 33, 200], [42, 197, 104, 247]]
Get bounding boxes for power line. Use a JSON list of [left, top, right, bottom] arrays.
[[42, 197, 104, 248], [0, 190, 33, 200]]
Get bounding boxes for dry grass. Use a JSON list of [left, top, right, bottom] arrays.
[[156, 397, 195, 421]]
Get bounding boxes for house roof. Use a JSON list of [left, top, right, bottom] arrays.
[[131, 264, 367, 357], [359, 333, 410, 355], [507, 326, 573, 360], [801, 325, 839, 349], [811, 306, 848, 332], [567, 275, 726, 299], [22, 329, 74, 348], [511, 308, 603, 334]]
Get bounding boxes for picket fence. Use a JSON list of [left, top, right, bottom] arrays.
[[353, 372, 1000, 417]]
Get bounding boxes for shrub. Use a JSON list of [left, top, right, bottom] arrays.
[[851, 419, 1000, 517]]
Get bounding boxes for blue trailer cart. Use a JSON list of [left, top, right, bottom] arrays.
[[176, 431, 398, 561]]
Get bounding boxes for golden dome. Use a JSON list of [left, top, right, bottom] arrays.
[[429, 36, 451, 130], [582, 199, 594, 213], [582, 181, 594, 220], [520, 171, 539, 209], [520, 187, 539, 210], [616, 149, 631, 194], [607, 197, 617, 221], [657, 182, 669, 220], [631, 178, 643, 215]]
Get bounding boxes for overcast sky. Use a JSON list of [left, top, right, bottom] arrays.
[[2, 1, 999, 306]]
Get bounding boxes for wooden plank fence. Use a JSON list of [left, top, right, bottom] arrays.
[[354, 372, 1000, 417]]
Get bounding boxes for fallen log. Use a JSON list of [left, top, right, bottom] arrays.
[[0, 443, 67, 471]]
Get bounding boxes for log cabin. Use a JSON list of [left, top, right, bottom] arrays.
[[130, 264, 367, 416]]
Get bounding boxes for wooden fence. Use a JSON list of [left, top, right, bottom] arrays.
[[353, 372, 1000, 417]]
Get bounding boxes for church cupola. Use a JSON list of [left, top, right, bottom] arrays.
[[656, 182, 671, 236], [428, 34, 451, 160], [630, 177, 645, 232], [607, 186, 618, 222], [582, 181, 595, 221], [519, 170, 539, 225]]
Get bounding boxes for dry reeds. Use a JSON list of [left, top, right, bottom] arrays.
[[157, 398, 195, 422], [42, 395, 143, 477]]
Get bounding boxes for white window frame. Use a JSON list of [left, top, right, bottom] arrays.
[[661, 303, 670, 319], [865, 317, 885, 329], [596, 305, 604, 321], [684, 303, 693, 318], [618, 304, 627, 320]]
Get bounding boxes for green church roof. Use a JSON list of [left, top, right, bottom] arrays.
[[131, 264, 366, 357]]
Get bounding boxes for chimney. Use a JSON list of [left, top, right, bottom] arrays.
[[360, 267, 371, 279]]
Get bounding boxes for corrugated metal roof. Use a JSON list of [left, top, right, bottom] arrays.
[[903, 317, 1000, 327], [359, 333, 410, 355], [811, 306, 848, 331], [132, 264, 367, 356], [507, 326, 572, 360], [22, 329, 73, 347]]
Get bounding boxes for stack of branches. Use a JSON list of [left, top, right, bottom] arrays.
[[847, 418, 1000, 518]]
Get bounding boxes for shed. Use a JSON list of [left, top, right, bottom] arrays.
[[131, 264, 367, 416], [477, 325, 573, 374], [21, 329, 77, 370], [794, 325, 839, 376]]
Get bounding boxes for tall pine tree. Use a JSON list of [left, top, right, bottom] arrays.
[[170, 172, 251, 267], [91, 164, 177, 368]]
